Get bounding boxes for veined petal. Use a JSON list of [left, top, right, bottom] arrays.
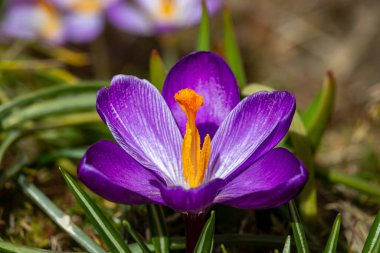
[[162, 51, 240, 139], [63, 13, 103, 43], [215, 148, 307, 209], [97, 75, 183, 185], [206, 91, 296, 180], [154, 179, 226, 213], [106, 1, 153, 35], [78, 140, 165, 205]]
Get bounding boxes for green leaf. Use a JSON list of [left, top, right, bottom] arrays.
[[1, 92, 96, 130], [302, 72, 335, 150], [223, 8, 246, 87], [123, 221, 152, 253], [0, 154, 28, 189], [316, 165, 380, 198], [289, 200, 310, 253], [323, 213, 341, 253], [194, 211, 215, 253], [149, 50, 166, 91], [282, 236, 291, 253], [17, 175, 106, 253], [0, 130, 22, 168], [362, 209, 380, 253], [147, 205, 169, 253], [289, 112, 318, 222], [241, 83, 273, 96], [0, 241, 57, 253], [60, 168, 131, 253], [0, 82, 104, 119], [220, 244, 229, 253], [197, 0, 211, 51]]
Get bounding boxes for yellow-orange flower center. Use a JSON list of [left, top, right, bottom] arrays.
[[71, 0, 102, 14], [159, 0, 175, 18], [174, 89, 211, 188], [36, 0, 61, 40]]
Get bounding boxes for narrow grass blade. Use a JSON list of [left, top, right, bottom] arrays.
[[0, 130, 22, 166], [302, 71, 335, 150], [0, 154, 28, 188], [223, 8, 246, 87], [17, 175, 106, 253], [194, 211, 215, 253], [36, 68, 79, 84], [0, 82, 104, 119], [316, 165, 380, 198], [197, 0, 211, 51], [0, 60, 61, 70], [149, 50, 166, 91], [147, 205, 169, 253], [324, 213, 341, 253], [282, 236, 291, 253], [60, 168, 131, 253], [123, 221, 152, 253], [2, 93, 96, 130], [288, 200, 310, 253], [362, 209, 380, 253], [32, 44, 89, 67], [220, 244, 229, 253], [0, 241, 58, 253]]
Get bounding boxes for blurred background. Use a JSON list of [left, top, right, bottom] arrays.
[[0, 0, 379, 251]]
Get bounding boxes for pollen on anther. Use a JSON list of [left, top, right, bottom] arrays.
[[174, 88, 204, 112]]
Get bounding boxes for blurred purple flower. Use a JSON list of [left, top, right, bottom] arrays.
[[107, 0, 222, 35], [78, 51, 308, 213], [1, 0, 115, 44]]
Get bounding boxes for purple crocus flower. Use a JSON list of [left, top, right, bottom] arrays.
[[1, 0, 65, 44], [78, 51, 308, 213], [107, 0, 222, 35], [1, 0, 114, 44]]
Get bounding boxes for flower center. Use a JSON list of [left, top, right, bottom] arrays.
[[70, 0, 102, 14], [159, 0, 175, 19], [36, 0, 61, 40], [174, 89, 211, 188]]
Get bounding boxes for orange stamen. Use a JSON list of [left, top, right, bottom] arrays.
[[174, 89, 211, 188]]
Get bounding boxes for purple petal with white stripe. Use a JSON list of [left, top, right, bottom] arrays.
[[96, 75, 183, 185], [78, 140, 165, 205], [215, 148, 308, 209], [206, 91, 296, 181]]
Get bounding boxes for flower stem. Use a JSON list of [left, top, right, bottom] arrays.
[[183, 212, 207, 253]]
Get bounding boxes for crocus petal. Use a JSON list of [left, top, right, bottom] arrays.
[[174, 0, 222, 26], [162, 52, 240, 139], [154, 179, 226, 213], [97, 75, 183, 185], [78, 140, 165, 205], [63, 13, 103, 43], [206, 91, 296, 180], [215, 148, 307, 209], [107, 1, 153, 35], [1, 5, 38, 40], [137, 0, 222, 31]]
